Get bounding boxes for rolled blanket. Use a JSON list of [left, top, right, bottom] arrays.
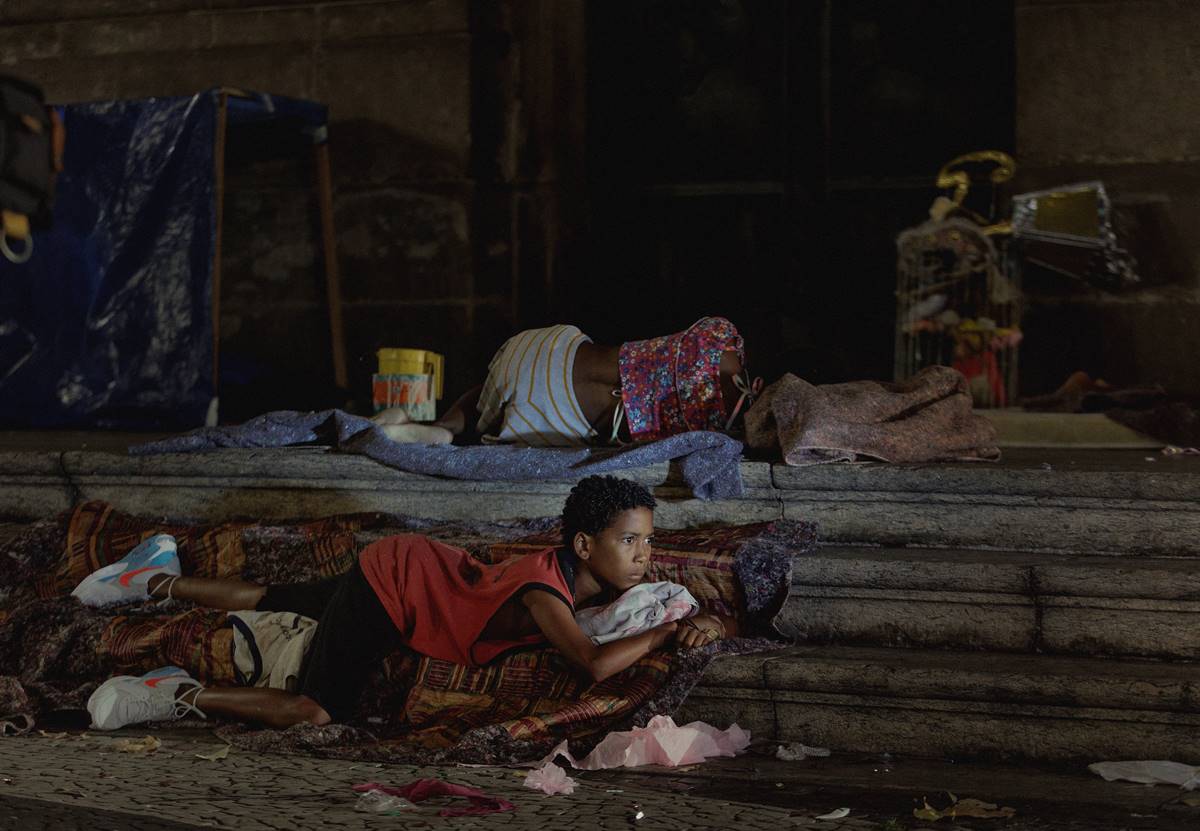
[[745, 366, 1000, 465]]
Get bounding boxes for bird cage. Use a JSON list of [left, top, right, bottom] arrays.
[[894, 152, 1022, 408]]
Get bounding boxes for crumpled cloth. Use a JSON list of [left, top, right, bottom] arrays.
[[523, 762, 578, 795], [745, 366, 999, 465], [1089, 761, 1200, 790], [1, 676, 33, 736], [539, 715, 750, 770], [352, 780, 516, 816], [575, 581, 699, 645], [130, 409, 744, 500]]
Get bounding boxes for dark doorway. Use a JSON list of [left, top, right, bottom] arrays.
[[582, 0, 1014, 385]]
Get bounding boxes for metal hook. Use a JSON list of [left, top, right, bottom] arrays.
[[0, 230, 32, 264]]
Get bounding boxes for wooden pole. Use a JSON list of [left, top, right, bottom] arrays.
[[314, 141, 348, 389], [211, 90, 228, 409]]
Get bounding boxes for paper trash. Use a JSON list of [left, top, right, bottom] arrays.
[[523, 762, 578, 795], [539, 715, 749, 770], [1089, 761, 1200, 790], [815, 807, 850, 820], [112, 735, 160, 754], [777, 742, 831, 761], [914, 797, 1015, 821]]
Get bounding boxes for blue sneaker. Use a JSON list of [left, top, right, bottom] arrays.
[[71, 534, 181, 607], [87, 666, 205, 730]]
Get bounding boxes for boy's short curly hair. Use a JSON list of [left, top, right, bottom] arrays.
[[560, 475, 656, 550]]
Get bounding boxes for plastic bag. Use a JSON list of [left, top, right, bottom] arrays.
[[539, 715, 750, 770], [523, 762, 578, 795], [354, 788, 417, 814], [1089, 761, 1200, 790]]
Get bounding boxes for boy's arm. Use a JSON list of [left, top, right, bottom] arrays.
[[525, 590, 677, 684]]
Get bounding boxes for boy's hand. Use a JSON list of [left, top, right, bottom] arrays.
[[652, 620, 679, 648], [674, 614, 725, 650]]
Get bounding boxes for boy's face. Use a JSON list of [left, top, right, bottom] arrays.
[[576, 507, 655, 591]]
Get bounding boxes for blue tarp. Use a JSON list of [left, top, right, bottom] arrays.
[[0, 89, 327, 428]]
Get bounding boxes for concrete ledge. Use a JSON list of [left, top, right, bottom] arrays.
[[981, 410, 1160, 449], [679, 645, 1200, 762], [58, 449, 779, 528], [0, 446, 1198, 552], [0, 450, 71, 519], [770, 449, 1200, 501], [772, 449, 1200, 553], [780, 490, 1200, 554], [784, 546, 1200, 659]]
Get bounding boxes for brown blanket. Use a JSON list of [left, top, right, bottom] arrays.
[[745, 366, 1000, 465], [0, 502, 815, 764]]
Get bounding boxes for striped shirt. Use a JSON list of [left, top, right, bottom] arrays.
[[476, 324, 598, 446]]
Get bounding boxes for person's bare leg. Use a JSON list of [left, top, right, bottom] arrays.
[[184, 685, 330, 728], [146, 573, 265, 611]]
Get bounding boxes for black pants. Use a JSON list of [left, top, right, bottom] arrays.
[[255, 561, 400, 721]]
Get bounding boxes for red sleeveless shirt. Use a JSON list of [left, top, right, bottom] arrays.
[[358, 534, 576, 666]]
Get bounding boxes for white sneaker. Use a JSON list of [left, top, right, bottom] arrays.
[[87, 666, 205, 730], [71, 534, 181, 607]]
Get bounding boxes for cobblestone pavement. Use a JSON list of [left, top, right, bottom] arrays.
[[0, 731, 878, 831], [5, 729, 1198, 830]]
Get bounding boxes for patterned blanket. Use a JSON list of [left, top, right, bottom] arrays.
[[0, 502, 815, 763]]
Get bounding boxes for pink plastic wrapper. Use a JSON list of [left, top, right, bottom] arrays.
[[351, 780, 515, 817], [522, 762, 578, 795], [539, 716, 750, 770]]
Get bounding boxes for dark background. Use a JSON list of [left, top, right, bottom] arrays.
[[5, 0, 1197, 423], [582, 0, 1013, 389]]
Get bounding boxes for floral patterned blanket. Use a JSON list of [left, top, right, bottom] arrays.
[[0, 502, 815, 763]]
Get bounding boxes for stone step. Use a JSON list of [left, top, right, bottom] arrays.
[[772, 449, 1200, 555], [678, 644, 1200, 763], [781, 546, 1200, 659], [2, 442, 1200, 554]]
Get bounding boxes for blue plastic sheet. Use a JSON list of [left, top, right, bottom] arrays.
[[0, 90, 328, 428], [0, 92, 216, 427]]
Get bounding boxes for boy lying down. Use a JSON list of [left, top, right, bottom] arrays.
[[72, 476, 736, 730]]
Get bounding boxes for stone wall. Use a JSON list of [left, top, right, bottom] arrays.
[[1, 0, 586, 419], [1016, 0, 1200, 395], [25, 2, 1182, 412]]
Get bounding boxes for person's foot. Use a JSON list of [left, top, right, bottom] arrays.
[[372, 407, 413, 426], [372, 407, 453, 444], [71, 534, 181, 607], [376, 422, 454, 444], [87, 666, 205, 730]]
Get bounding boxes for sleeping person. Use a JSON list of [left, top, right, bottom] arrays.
[[374, 316, 760, 447], [72, 476, 736, 730]]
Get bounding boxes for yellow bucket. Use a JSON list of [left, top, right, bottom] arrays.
[[376, 348, 443, 399]]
